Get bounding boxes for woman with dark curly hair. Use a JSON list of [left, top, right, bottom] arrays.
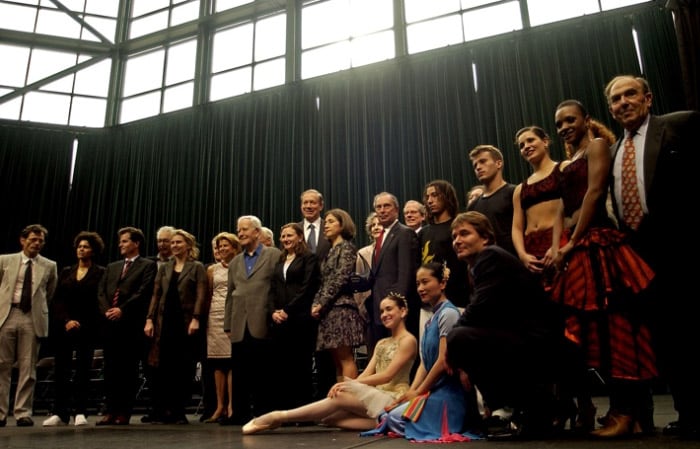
[[43, 231, 106, 427]]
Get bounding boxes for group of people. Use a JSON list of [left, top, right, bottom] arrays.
[[0, 74, 697, 442]]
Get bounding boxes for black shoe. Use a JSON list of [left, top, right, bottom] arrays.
[[140, 415, 152, 423], [16, 417, 34, 427], [485, 416, 517, 440], [663, 420, 681, 436], [0, 419, 6, 427]]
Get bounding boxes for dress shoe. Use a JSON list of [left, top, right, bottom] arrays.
[[113, 415, 130, 425], [242, 411, 287, 435], [140, 414, 152, 423], [96, 415, 115, 426], [663, 420, 681, 436], [0, 418, 6, 427], [16, 417, 34, 427]]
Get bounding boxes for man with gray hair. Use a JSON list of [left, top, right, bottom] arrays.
[[150, 226, 175, 267], [403, 200, 426, 233], [260, 227, 275, 247], [224, 215, 280, 424]]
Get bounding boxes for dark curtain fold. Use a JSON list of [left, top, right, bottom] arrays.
[[666, 0, 700, 110], [0, 124, 73, 260], [0, 4, 688, 265]]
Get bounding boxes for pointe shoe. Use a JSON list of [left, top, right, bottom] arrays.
[[241, 411, 287, 435], [590, 413, 634, 438]]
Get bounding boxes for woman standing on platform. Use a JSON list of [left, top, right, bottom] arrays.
[[43, 232, 106, 427], [144, 229, 207, 424]]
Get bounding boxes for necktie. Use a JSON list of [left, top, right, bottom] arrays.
[[20, 260, 32, 313], [621, 135, 643, 231], [307, 224, 317, 253], [373, 229, 384, 265], [112, 259, 132, 306]]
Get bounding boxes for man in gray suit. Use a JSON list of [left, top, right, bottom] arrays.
[[606, 75, 700, 439], [224, 215, 280, 424], [369, 192, 420, 353], [0, 224, 57, 427]]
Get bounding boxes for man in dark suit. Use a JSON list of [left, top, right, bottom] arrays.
[[0, 224, 57, 427], [606, 75, 700, 439], [224, 215, 280, 424], [97, 227, 156, 425], [298, 188, 333, 400], [368, 192, 420, 352]]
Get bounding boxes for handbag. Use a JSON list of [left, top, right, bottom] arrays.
[[349, 253, 373, 293]]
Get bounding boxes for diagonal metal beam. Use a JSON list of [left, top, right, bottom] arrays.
[[48, 0, 114, 44]]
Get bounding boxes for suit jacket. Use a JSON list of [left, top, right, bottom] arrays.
[[224, 245, 281, 342], [370, 221, 420, 325], [610, 111, 699, 269], [299, 219, 331, 263], [97, 256, 156, 328], [268, 251, 319, 322], [146, 259, 207, 366], [0, 252, 57, 337]]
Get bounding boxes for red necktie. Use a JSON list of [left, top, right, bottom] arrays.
[[621, 135, 643, 230], [112, 259, 132, 306], [373, 229, 384, 265]]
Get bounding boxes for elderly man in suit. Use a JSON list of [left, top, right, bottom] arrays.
[[368, 192, 420, 352], [0, 224, 57, 427], [224, 215, 280, 424], [606, 75, 700, 439], [97, 227, 156, 426]]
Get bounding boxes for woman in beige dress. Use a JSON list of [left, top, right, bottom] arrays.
[[204, 232, 241, 423], [242, 293, 417, 434]]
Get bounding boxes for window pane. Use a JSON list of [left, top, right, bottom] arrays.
[[85, 0, 119, 17], [255, 13, 286, 61], [0, 91, 22, 120], [130, 10, 169, 38], [302, 0, 350, 49], [0, 4, 37, 32], [82, 15, 117, 42], [404, 0, 460, 23], [171, 1, 200, 27], [27, 49, 77, 85], [601, 0, 650, 10], [166, 39, 196, 85], [120, 91, 161, 123], [301, 41, 351, 80], [463, 1, 521, 42], [350, 31, 394, 67], [22, 91, 70, 125], [69, 96, 106, 127], [350, 0, 392, 36], [210, 67, 252, 101], [253, 57, 285, 91], [0, 45, 30, 86], [212, 23, 254, 72], [36, 9, 82, 39], [163, 81, 193, 113], [215, 0, 253, 12], [406, 14, 463, 54], [74, 59, 110, 96], [55, 0, 86, 12], [123, 49, 165, 97], [461, 0, 503, 8], [527, 0, 599, 27], [132, 0, 169, 18]]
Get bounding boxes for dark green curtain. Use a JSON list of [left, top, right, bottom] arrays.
[[0, 124, 73, 260], [0, 3, 686, 265]]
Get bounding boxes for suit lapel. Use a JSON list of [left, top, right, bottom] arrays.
[[644, 115, 663, 195], [178, 261, 194, 285], [375, 225, 398, 267]]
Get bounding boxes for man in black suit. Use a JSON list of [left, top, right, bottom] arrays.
[[97, 227, 156, 425], [298, 188, 333, 401], [369, 192, 420, 351], [606, 75, 700, 439]]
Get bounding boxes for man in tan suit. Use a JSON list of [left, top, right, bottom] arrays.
[[224, 216, 280, 424], [0, 224, 57, 427]]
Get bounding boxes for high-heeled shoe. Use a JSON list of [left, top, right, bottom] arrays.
[[241, 411, 287, 435], [590, 413, 635, 438]]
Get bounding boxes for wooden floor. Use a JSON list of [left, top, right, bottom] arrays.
[[2, 395, 700, 449]]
